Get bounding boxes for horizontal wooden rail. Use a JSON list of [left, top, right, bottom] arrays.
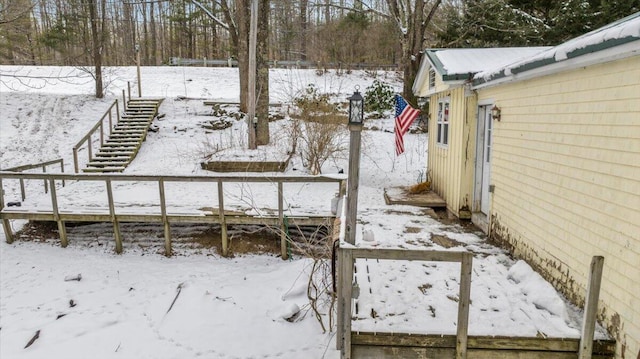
[[3, 158, 65, 172], [351, 333, 615, 358], [0, 171, 345, 183], [73, 100, 120, 173], [2, 159, 65, 201], [0, 172, 345, 258]]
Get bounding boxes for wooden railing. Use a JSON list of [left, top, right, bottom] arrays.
[[0, 172, 345, 258], [2, 159, 65, 201], [336, 247, 607, 359], [336, 247, 473, 359], [72, 100, 120, 173]]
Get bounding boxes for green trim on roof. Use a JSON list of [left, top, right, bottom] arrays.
[[510, 57, 556, 74], [566, 36, 639, 58], [442, 73, 474, 81], [473, 12, 640, 87], [425, 50, 447, 75], [426, 50, 477, 82]]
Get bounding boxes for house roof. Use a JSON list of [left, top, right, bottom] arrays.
[[424, 47, 551, 82], [474, 11, 640, 87]]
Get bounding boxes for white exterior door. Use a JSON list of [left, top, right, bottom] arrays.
[[475, 105, 493, 215]]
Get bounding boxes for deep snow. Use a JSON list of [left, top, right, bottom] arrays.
[[0, 66, 608, 359]]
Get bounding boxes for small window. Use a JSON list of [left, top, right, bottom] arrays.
[[437, 98, 449, 146], [428, 68, 436, 89]]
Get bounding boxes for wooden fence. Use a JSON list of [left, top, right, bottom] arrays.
[[336, 247, 473, 359], [335, 247, 609, 359], [72, 100, 120, 173], [0, 172, 344, 258], [2, 159, 66, 201]]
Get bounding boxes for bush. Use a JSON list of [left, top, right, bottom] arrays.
[[291, 83, 347, 175], [364, 80, 394, 117]]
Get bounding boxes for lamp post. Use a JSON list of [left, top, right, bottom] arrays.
[[345, 88, 364, 245]]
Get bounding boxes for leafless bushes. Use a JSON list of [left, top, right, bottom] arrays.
[[289, 84, 348, 175]]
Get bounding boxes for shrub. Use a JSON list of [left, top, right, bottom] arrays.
[[364, 79, 394, 117], [291, 84, 347, 175]]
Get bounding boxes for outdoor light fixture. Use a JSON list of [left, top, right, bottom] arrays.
[[491, 105, 501, 121], [253, 116, 258, 129], [348, 88, 364, 125]]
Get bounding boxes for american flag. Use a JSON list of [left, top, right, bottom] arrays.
[[394, 94, 420, 156]]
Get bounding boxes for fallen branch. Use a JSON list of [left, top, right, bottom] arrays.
[[166, 282, 185, 314], [24, 330, 40, 349]]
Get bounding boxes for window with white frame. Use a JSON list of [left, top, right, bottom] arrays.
[[437, 98, 450, 146]]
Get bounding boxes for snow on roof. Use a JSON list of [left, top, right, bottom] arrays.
[[474, 11, 640, 85], [426, 47, 551, 79]]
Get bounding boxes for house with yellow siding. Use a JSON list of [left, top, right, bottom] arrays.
[[414, 12, 640, 359]]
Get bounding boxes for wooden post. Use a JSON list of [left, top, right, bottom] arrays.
[[0, 178, 14, 243], [136, 45, 142, 97], [87, 134, 93, 163], [456, 252, 473, 359], [73, 148, 79, 174], [43, 165, 48, 194], [19, 178, 26, 201], [99, 118, 104, 147], [579, 256, 605, 359], [217, 180, 228, 256], [108, 104, 113, 134], [49, 179, 67, 247], [345, 125, 362, 245], [247, 0, 258, 149], [115, 99, 120, 125], [60, 159, 65, 187], [106, 179, 123, 254], [336, 244, 344, 350], [127, 82, 131, 102], [341, 248, 354, 358], [122, 90, 127, 111], [158, 179, 172, 256], [278, 181, 288, 260]]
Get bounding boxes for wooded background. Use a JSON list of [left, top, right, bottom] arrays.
[[2, 0, 637, 68]]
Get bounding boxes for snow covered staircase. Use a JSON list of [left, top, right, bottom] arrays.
[[84, 98, 163, 173]]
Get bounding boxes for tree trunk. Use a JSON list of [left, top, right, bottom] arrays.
[[88, 0, 103, 98], [237, 0, 249, 113], [300, 0, 308, 61], [256, 0, 270, 145]]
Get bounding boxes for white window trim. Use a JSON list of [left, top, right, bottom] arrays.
[[436, 97, 450, 148]]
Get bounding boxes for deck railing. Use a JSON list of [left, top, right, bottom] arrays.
[[0, 172, 345, 258], [2, 159, 65, 201], [336, 247, 473, 359], [72, 100, 120, 173]]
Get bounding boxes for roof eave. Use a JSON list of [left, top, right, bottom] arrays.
[[473, 39, 640, 90]]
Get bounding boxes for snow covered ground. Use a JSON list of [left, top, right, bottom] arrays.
[[0, 66, 608, 359]]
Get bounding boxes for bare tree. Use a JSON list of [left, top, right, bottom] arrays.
[[386, 0, 442, 102]]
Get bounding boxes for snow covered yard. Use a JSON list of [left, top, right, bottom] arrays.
[[0, 66, 608, 358]]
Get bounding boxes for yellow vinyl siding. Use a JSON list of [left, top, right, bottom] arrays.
[[428, 86, 475, 217], [478, 55, 640, 359]]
